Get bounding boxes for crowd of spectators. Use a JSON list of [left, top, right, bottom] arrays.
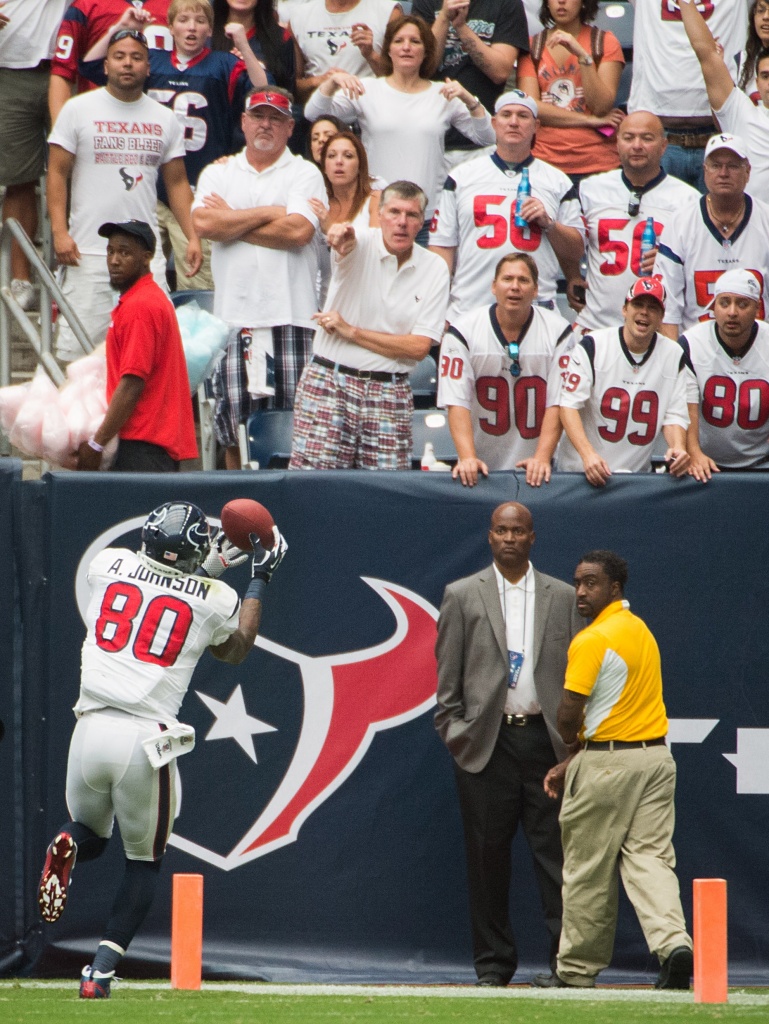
[[2, 0, 769, 478]]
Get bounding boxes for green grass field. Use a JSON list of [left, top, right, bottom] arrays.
[[2, 983, 768, 1024]]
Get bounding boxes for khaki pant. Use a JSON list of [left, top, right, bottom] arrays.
[[157, 200, 213, 292], [556, 744, 691, 984]]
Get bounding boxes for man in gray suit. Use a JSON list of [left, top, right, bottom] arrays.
[[435, 501, 582, 986]]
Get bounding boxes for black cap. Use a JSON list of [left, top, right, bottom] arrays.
[[98, 219, 156, 254]]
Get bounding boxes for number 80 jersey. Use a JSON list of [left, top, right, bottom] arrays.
[[76, 549, 240, 723], [557, 327, 689, 473]]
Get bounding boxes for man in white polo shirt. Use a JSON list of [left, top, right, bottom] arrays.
[[289, 180, 450, 469], [193, 87, 326, 470], [680, 0, 769, 203]]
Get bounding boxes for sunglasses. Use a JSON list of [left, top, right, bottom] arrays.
[[628, 192, 642, 217], [109, 29, 148, 46], [507, 340, 521, 378]]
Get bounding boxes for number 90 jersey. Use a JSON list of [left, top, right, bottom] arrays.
[[576, 169, 699, 332], [76, 549, 240, 723], [430, 153, 584, 320], [438, 303, 571, 469], [557, 327, 689, 473], [680, 319, 769, 469]]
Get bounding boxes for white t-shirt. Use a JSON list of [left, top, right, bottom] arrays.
[[430, 152, 585, 318], [314, 226, 449, 372], [304, 78, 495, 218], [715, 88, 769, 204], [194, 148, 326, 329], [76, 549, 240, 723], [438, 303, 570, 469], [681, 318, 769, 469], [577, 169, 699, 331], [289, 0, 398, 78], [0, 0, 67, 67], [655, 192, 769, 329], [558, 326, 689, 473], [48, 89, 185, 256], [628, 0, 746, 118]]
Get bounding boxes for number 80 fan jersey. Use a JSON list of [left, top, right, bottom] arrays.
[[557, 327, 689, 473], [76, 549, 240, 723], [438, 303, 570, 468]]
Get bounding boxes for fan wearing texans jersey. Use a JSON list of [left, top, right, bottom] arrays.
[[572, 112, 698, 332], [655, 133, 769, 336], [80, 0, 270, 289], [558, 278, 690, 486], [438, 252, 571, 487], [429, 89, 584, 322], [36, 502, 286, 999], [49, 0, 172, 123], [681, 268, 769, 479]]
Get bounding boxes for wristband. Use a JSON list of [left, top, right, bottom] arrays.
[[468, 98, 480, 112], [87, 437, 104, 452], [245, 577, 267, 602], [578, 56, 594, 66]]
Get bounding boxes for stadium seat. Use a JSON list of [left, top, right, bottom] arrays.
[[240, 410, 295, 469], [410, 355, 438, 408], [171, 289, 214, 313], [411, 409, 457, 468]]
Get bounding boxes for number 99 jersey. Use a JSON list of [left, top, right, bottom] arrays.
[[430, 153, 584, 320], [76, 549, 240, 723], [438, 303, 571, 469], [680, 318, 769, 469], [557, 326, 689, 473]]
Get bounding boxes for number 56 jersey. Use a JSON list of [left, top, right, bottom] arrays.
[[557, 327, 689, 473], [76, 549, 240, 723]]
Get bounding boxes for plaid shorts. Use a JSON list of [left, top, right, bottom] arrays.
[[289, 360, 413, 470], [212, 324, 313, 449]]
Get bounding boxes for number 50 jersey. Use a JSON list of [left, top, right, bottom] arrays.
[[557, 327, 689, 473], [77, 549, 240, 723]]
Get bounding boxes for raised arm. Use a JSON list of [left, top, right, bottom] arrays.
[[679, 0, 735, 111]]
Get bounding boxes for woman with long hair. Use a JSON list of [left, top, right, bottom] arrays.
[[310, 131, 381, 301], [212, 0, 294, 92], [304, 14, 494, 240], [517, 0, 625, 184], [732, 0, 769, 103], [307, 115, 347, 166]]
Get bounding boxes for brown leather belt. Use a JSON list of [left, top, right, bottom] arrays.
[[583, 737, 666, 750], [665, 132, 710, 149]]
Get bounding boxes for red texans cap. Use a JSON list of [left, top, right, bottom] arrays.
[[625, 276, 666, 309], [245, 91, 292, 116]]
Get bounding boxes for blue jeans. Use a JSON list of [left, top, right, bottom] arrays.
[[661, 145, 706, 194]]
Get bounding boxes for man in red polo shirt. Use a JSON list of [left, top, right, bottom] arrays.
[[75, 219, 197, 472]]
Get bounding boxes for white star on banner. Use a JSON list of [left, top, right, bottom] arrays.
[[195, 685, 277, 763]]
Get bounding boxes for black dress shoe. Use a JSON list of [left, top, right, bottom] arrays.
[[655, 946, 693, 989], [531, 972, 568, 988], [475, 974, 508, 987]]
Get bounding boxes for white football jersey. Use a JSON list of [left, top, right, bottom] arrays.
[[577, 169, 699, 331], [681, 318, 769, 468], [77, 549, 240, 722], [558, 326, 690, 473], [655, 193, 769, 329], [429, 152, 584, 319], [628, 0, 747, 118], [714, 89, 769, 205], [438, 303, 571, 469]]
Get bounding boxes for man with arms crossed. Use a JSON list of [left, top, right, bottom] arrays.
[[438, 252, 571, 487], [290, 180, 449, 470], [436, 501, 582, 986], [534, 550, 693, 990], [558, 278, 690, 485]]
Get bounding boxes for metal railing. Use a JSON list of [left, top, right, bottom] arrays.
[[0, 217, 92, 392]]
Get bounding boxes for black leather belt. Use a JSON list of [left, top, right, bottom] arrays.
[[583, 737, 666, 750], [313, 355, 408, 383], [665, 132, 710, 149], [503, 713, 542, 726]]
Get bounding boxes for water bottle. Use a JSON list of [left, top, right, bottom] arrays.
[[421, 442, 436, 470], [514, 166, 531, 229], [640, 216, 656, 258]]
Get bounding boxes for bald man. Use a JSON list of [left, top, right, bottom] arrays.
[[435, 502, 583, 986], [567, 111, 699, 332]]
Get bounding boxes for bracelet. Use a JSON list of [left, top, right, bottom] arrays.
[[468, 97, 480, 112], [578, 56, 594, 66], [87, 437, 104, 452]]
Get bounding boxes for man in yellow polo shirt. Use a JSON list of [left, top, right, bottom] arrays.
[[533, 550, 693, 990]]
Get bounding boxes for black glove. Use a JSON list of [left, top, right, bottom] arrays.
[[250, 525, 287, 583]]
